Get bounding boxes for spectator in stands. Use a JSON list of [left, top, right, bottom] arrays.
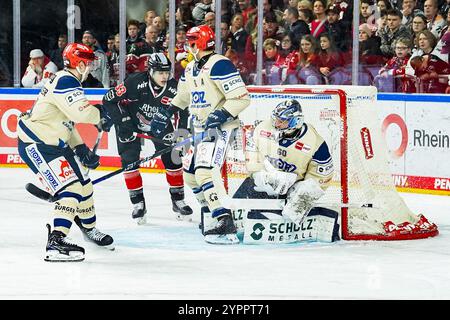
[[298, 0, 313, 11], [359, 23, 384, 66], [314, 33, 347, 84], [262, 11, 285, 41], [380, 9, 412, 58], [192, 0, 213, 25], [311, 0, 328, 38], [375, 9, 388, 36], [174, 25, 189, 80], [325, 4, 350, 53], [139, 10, 157, 37], [262, 38, 282, 84], [411, 13, 428, 45], [221, 22, 232, 55], [424, 0, 446, 37], [107, 33, 120, 87], [442, 0, 450, 18], [106, 35, 115, 54], [225, 48, 251, 83], [376, 37, 416, 92], [299, 8, 315, 28], [284, 6, 310, 49], [246, 0, 283, 34], [153, 16, 167, 47], [126, 19, 146, 54], [410, 53, 450, 92], [82, 30, 110, 88], [277, 33, 301, 84], [237, 0, 257, 26], [360, 0, 375, 25], [49, 34, 67, 70], [296, 34, 323, 84], [402, 0, 422, 27], [376, 0, 392, 12], [230, 13, 249, 55], [21, 49, 58, 88], [176, 5, 195, 30], [412, 29, 438, 57], [204, 12, 216, 31]]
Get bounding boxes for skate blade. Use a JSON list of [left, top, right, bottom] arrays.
[[175, 213, 193, 222], [204, 234, 240, 245], [135, 215, 147, 225], [44, 250, 85, 262]]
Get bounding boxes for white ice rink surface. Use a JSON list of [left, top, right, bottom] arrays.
[[0, 167, 449, 300]]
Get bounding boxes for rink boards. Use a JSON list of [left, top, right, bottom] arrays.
[[0, 87, 449, 195]]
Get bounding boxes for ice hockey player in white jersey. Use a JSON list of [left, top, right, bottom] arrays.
[[149, 25, 250, 244], [17, 43, 114, 262], [238, 99, 340, 243]]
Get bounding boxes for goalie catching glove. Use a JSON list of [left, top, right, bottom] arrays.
[[252, 158, 298, 195], [281, 178, 325, 227]]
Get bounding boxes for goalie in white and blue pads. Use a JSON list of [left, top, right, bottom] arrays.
[[234, 99, 340, 244]]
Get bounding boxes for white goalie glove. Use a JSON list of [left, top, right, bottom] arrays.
[[282, 178, 325, 227], [253, 158, 298, 195]]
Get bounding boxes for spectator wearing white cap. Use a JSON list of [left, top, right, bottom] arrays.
[[21, 49, 58, 88]]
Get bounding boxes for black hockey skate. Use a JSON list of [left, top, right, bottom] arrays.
[[204, 213, 239, 245], [132, 201, 148, 225], [169, 187, 193, 221], [44, 224, 85, 262], [199, 206, 210, 234], [74, 216, 115, 250]]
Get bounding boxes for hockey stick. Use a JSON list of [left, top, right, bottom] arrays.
[[25, 131, 206, 202], [134, 132, 172, 146], [87, 127, 103, 174]]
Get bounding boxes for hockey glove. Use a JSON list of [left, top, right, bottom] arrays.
[[74, 144, 100, 170], [149, 105, 178, 139], [204, 108, 235, 130], [117, 116, 136, 143], [93, 104, 113, 132]]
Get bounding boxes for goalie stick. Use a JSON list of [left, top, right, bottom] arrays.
[[25, 131, 206, 202]]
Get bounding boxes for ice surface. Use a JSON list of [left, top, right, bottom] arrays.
[[0, 167, 449, 299]]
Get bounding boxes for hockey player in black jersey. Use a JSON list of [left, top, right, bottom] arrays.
[[102, 53, 192, 224]]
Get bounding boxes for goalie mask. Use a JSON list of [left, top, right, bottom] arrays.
[[148, 52, 172, 86], [271, 99, 305, 138]]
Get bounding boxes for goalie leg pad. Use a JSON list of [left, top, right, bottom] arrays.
[[242, 207, 340, 244]]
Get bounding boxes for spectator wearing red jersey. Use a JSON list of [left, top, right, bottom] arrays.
[[296, 34, 322, 84], [410, 54, 450, 93], [21, 49, 58, 88], [311, 0, 327, 38]]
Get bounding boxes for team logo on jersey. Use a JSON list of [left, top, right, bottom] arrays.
[[161, 96, 172, 105], [295, 142, 311, 153], [360, 127, 374, 159]]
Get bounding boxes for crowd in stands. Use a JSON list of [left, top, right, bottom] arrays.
[[20, 0, 450, 94]]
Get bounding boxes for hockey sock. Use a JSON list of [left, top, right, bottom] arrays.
[[165, 168, 184, 188], [169, 186, 185, 201], [53, 199, 77, 235], [76, 181, 96, 229], [124, 169, 144, 204], [192, 186, 208, 208], [200, 181, 224, 215]]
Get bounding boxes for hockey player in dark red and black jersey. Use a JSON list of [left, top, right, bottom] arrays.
[[102, 53, 192, 224]]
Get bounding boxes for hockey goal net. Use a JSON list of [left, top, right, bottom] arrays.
[[223, 85, 438, 240]]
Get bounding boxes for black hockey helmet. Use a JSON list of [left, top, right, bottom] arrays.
[[148, 52, 172, 74]]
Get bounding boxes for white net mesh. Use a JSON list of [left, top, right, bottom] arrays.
[[225, 85, 422, 239]]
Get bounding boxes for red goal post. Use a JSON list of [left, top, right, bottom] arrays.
[[222, 85, 438, 241]]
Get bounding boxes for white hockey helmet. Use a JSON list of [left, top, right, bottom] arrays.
[[271, 99, 304, 137]]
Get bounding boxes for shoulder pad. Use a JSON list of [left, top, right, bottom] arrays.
[[210, 58, 239, 79], [55, 75, 81, 91]]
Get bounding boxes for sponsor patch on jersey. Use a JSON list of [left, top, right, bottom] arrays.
[[65, 90, 85, 105], [259, 130, 272, 138], [360, 127, 374, 159], [316, 162, 334, 176], [295, 142, 311, 153], [48, 158, 77, 185], [161, 96, 172, 105], [222, 77, 243, 93]]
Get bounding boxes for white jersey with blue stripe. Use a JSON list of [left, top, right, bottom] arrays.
[[17, 70, 100, 147], [247, 119, 335, 190], [172, 53, 250, 130]]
